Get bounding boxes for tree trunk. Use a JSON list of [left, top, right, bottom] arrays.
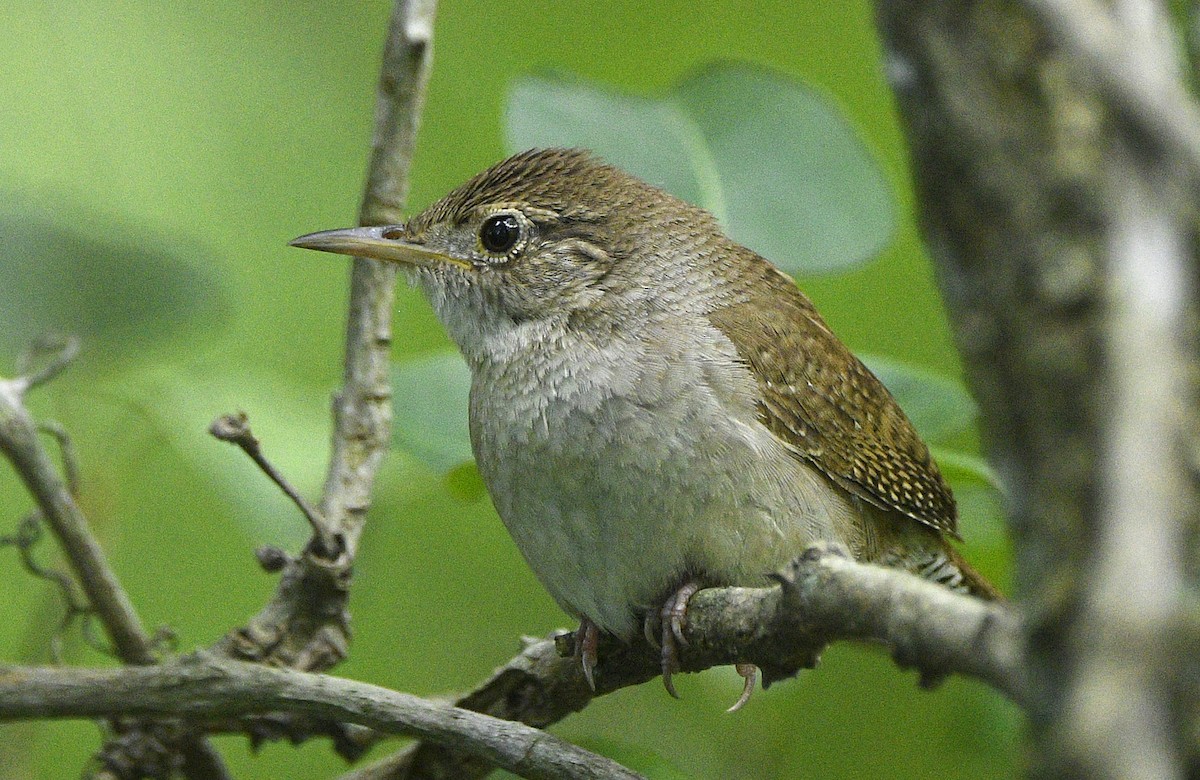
[[875, 1, 1200, 777]]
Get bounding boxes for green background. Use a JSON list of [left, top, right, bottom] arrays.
[[0, 1, 1017, 778]]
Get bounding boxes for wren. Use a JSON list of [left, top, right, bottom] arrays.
[[292, 148, 999, 707]]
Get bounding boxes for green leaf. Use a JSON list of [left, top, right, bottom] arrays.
[[444, 460, 488, 502], [859, 354, 978, 445], [0, 198, 228, 371], [390, 351, 474, 474], [506, 62, 895, 274], [930, 447, 1005, 494]]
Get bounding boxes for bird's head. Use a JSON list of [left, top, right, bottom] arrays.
[[291, 148, 723, 353]]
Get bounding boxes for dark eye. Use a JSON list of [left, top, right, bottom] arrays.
[[479, 213, 522, 255]]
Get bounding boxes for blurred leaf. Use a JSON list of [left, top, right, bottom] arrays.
[[506, 62, 895, 274], [391, 351, 473, 473], [0, 198, 228, 370], [931, 447, 1004, 493], [859, 354, 978, 445], [105, 364, 332, 546], [859, 355, 1004, 496], [444, 460, 487, 502], [954, 482, 1010, 550]]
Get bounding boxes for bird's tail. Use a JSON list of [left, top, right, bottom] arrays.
[[935, 541, 1005, 602], [867, 509, 1005, 601]]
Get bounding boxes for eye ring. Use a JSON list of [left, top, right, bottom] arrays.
[[478, 212, 525, 258]]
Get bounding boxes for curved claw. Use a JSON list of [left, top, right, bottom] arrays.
[[575, 617, 599, 691], [663, 581, 700, 648], [658, 580, 702, 699], [662, 648, 681, 700], [642, 611, 660, 649], [726, 663, 758, 713]]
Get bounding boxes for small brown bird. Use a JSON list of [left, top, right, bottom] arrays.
[[292, 149, 999, 708]]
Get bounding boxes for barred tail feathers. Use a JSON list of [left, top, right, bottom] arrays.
[[939, 541, 1004, 601]]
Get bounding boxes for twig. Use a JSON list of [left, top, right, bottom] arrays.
[[0, 344, 233, 778], [1, 512, 95, 662], [350, 544, 1026, 780], [37, 421, 81, 497], [217, 0, 438, 672], [0, 654, 647, 780], [210, 412, 336, 557], [0, 346, 152, 666], [13, 335, 81, 395]]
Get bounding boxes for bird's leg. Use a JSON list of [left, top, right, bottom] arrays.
[[658, 580, 701, 698], [574, 616, 600, 690]]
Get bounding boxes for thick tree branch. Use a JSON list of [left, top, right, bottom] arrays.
[[0, 654, 644, 780], [1058, 4, 1194, 778], [876, 0, 1200, 776], [1024, 0, 1200, 191], [344, 544, 1025, 780]]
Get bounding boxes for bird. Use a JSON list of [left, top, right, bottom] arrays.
[[291, 148, 1000, 709]]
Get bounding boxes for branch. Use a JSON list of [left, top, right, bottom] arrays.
[[216, 0, 437, 672], [1022, 0, 1200, 192], [211, 412, 334, 555], [348, 544, 1026, 780], [3, 1, 440, 774], [0, 345, 152, 666], [1051, 3, 1194, 777], [0, 654, 645, 780], [0, 341, 232, 779]]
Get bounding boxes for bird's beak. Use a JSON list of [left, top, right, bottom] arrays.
[[289, 226, 472, 271]]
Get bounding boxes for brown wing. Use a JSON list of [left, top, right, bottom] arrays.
[[708, 253, 959, 539]]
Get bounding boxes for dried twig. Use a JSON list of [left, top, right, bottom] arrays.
[[210, 412, 335, 556], [214, 0, 438, 675], [0, 340, 231, 778]]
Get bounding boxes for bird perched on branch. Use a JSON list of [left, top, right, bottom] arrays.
[[292, 148, 1000, 709]]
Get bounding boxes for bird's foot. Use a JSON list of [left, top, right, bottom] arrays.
[[658, 580, 701, 699], [648, 581, 761, 710], [574, 616, 600, 690]]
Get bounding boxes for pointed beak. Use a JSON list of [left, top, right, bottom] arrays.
[[289, 225, 472, 271]]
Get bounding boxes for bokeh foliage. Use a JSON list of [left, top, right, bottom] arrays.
[[0, 1, 1017, 778]]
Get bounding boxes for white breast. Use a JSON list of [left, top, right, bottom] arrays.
[[466, 313, 862, 639]]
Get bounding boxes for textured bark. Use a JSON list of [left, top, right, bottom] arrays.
[[0, 655, 644, 780], [875, 1, 1200, 776], [215, 0, 436, 675]]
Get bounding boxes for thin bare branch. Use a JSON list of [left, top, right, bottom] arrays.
[[13, 335, 80, 395], [219, 0, 439, 674], [0, 654, 646, 780], [0, 353, 232, 778], [210, 412, 336, 557], [0, 378, 152, 667]]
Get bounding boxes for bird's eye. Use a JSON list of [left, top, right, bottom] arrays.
[[479, 213, 522, 255]]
